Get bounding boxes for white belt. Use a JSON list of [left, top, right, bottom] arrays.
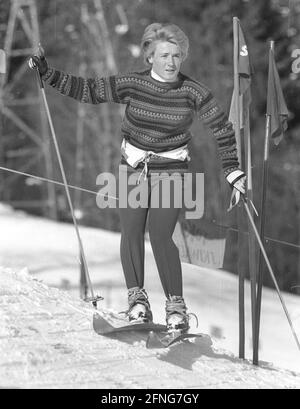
[[121, 139, 190, 182]]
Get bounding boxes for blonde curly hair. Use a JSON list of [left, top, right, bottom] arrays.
[[141, 23, 189, 66]]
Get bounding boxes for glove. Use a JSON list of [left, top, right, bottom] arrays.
[[226, 170, 246, 211], [28, 45, 48, 76]]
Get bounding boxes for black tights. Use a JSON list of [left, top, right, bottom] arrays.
[[118, 166, 183, 298]]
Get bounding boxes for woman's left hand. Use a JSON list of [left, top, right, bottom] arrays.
[[226, 170, 246, 211], [226, 170, 246, 192], [232, 175, 246, 194]]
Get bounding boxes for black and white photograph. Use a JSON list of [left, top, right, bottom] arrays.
[[0, 0, 300, 390]]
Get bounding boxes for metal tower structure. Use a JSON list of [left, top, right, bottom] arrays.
[[1, 0, 128, 297], [76, 0, 124, 297], [0, 0, 57, 218]]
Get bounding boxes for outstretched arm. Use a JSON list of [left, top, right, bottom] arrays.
[[41, 67, 122, 105], [29, 51, 128, 105]]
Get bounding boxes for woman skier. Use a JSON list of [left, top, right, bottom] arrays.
[[29, 23, 246, 334]]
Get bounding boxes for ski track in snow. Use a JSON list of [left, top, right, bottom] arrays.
[[0, 267, 299, 389]]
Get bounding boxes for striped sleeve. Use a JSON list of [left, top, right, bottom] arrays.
[[42, 68, 130, 105], [196, 87, 240, 177]]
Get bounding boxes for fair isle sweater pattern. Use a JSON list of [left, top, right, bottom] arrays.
[[42, 68, 239, 176]]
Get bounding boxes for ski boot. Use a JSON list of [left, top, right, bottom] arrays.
[[165, 295, 190, 334], [127, 287, 153, 323]]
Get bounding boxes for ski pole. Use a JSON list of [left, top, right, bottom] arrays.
[[242, 197, 300, 352], [0, 49, 6, 75], [34, 64, 103, 308]]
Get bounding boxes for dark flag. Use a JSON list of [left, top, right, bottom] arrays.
[[228, 19, 252, 214], [267, 48, 289, 145], [237, 22, 251, 97], [229, 20, 251, 130]]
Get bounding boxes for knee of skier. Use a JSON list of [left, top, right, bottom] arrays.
[[121, 225, 145, 241], [148, 225, 172, 249]]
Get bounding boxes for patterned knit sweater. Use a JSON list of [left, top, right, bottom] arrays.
[[42, 67, 239, 176]]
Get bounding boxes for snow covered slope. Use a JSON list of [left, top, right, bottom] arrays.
[[0, 267, 299, 389], [0, 203, 300, 387]]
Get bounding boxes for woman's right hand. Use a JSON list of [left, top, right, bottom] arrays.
[[28, 45, 48, 75]]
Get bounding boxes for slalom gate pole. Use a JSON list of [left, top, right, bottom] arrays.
[[35, 68, 103, 308], [253, 112, 271, 365], [233, 16, 245, 360], [242, 197, 300, 353]]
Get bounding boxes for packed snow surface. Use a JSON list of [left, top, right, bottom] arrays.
[[0, 204, 300, 388], [0, 267, 299, 389]]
